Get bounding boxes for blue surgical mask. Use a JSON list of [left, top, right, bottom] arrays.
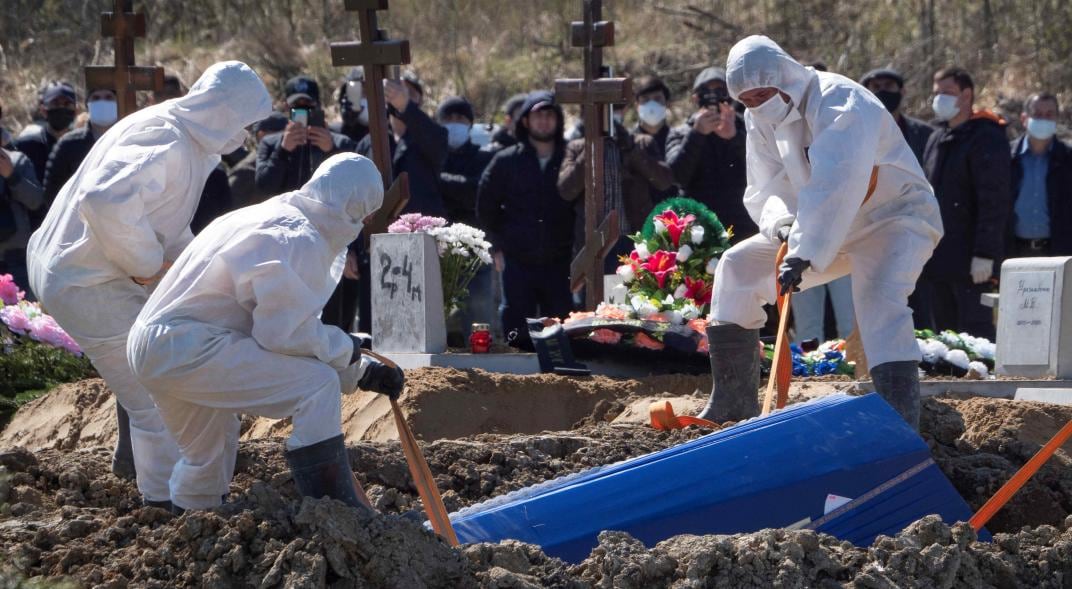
[[1026, 117, 1057, 141], [445, 122, 471, 149], [87, 99, 118, 126]]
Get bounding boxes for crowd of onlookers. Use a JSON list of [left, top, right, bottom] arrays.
[[2, 61, 1067, 346]]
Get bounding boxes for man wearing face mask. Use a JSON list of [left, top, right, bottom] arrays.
[[860, 68, 934, 165], [1007, 93, 1072, 258], [330, 67, 370, 145], [42, 86, 120, 211], [631, 76, 679, 203], [13, 82, 77, 184], [916, 67, 1010, 340], [698, 36, 942, 430], [484, 93, 529, 155], [26, 61, 273, 510], [666, 67, 756, 242]]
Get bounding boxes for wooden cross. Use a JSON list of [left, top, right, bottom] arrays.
[[84, 0, 163, 119], [331, 0, 411, 235], [554, 0, 632, 309]]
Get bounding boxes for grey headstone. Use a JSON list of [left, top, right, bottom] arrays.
[[996, 256, 1072, 378], [371, 233, 447, 353]]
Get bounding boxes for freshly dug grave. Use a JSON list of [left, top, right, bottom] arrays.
[[1, 394, 1071, 588]]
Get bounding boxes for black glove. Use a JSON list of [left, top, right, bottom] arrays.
[[348, 333, 371, 364], [358, 359, 405, 401], [778, 257, 811, 295], [776, 225, 792, 244]]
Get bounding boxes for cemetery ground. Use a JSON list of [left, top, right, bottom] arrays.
[[0, 368, 1070, 587]]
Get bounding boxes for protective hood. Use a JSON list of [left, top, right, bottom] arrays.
[[280, 153, 383, 252], [164, 61, 272, 155], [726, 35, 817, 108]]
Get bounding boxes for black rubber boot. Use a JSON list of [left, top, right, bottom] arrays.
[[284, 434, 365, 509], [143, 498, 174, 511], [697, 323, 761, 423], [111, 403, 137, 480], [870, 361, 921, 430]]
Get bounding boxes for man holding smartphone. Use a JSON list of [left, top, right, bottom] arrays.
[[666, 66, 757, 242], [256, 75, 357, 196]]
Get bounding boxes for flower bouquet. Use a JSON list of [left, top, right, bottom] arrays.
[[560, 198, 730, 354], [388, 213, 493, 315], [0, 274, 93, 410]]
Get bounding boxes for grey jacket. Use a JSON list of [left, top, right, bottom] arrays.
[[0, 149, 44, 254]]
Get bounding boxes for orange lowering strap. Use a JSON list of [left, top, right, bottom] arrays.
[[649, 400, 719, 430], [364, 350, 459, 546], [969, 419, 1072, 532]]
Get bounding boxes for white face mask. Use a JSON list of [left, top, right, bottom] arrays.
[[637, 101, 667, 127], [345, 81, 363, 108], [932, 94, 960, 121], [749, 93, 791, 125], [357, 98, 370, 126], [1026, 117, 1057, 141], [221, 129, 248, 154], [445, 122, 471, 149], [87, 99, 118, 126]]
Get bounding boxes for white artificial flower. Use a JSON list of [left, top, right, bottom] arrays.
[[674, 284, 687, 299], [616, 264, 635, 283], [677, 244, 693, 262], [705, 257, 718, 275], [680, 303, 701, 320], [663, 294, 675, 306], [636, 242, 651, 260], [691, 225, 705, 245], [967, 361, 989, 379], [669, 310, 684, 325], [630, 295, 647, 312], [945, 349, 970, 370], [654, 219, 667, 235]]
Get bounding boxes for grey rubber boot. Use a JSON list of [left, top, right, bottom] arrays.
[[697, 324, 761, 423], [869, 361, 921, 430], [284, 434, 365, 509], [111, 403, 137, 480]]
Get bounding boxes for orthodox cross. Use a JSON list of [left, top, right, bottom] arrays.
[[84, 0, 163, 119]]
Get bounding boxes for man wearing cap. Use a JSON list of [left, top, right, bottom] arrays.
[[14, 82, 78, 184], [42, 86, 121, 209], [860, 68, 934, 165], [256, 75, 357, 196], [355, 70, 448, 217], [666, 66, 756, 241], [696, 36, 942, 430], [484, 93, 529, 155], [477, 91, 574, 350], [331, 67, 370, 145], [229, 112, 289, 207]]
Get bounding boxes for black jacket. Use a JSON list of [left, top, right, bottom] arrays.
[[330, 119, 370, 145], [255, 129, 357, 195], [921, 113, 1011, 278], [356, 101, 449, 217], [191, 165, 234, 234], [482, 127, 518, 155], [898, 114, 935, 166], [1009, 135, 1072, 256], [440, 141, 492, 227], [12, 127, 60, 183], [665, 114, 756, 240], [632, 123, 678, 204], [43, 126, 98, 208]]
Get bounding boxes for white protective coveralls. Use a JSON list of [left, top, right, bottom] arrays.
[[127, 153, 383, 510], [26, 61, 272, 502], [710, 36, 944, 367]]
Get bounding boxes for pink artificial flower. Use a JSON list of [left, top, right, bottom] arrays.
[[633, 332, 665, 351], [590, 329, 622, 345], [28, 315, 83, 355], [640, 250, 677, 289], [0, 305, 32, 334], [563, 311, 595, 326], [653, 210, 696, 247], [595, 304, 630, 321], [683, 276, 712, 306], [0, 274, 25, 305]]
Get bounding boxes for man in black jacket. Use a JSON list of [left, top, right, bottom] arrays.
[[437, 96, 492, 227], [665, 67, 755, 241], [478, 91, 574, 349], [1008, 93, 1072, 258], [256, 75, 357, 196], [42, 86, 120, 210], [483, 93, 529, 155], [330, 67, 370, 145], [13, 82, 77, 184], [860, 68, 934, 165], [631, 75, 678, 204], [917, 67, 1011, 339]]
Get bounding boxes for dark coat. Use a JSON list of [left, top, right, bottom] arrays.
[[665, 114, 756, 240], [633, 123, 678, 203], [356, 101, 449, 217], [1008, 135, 1072, 256], [190, 164, 234, 234], [43, 126, 98, 208], [255, 128, 357, 195], [921, 112, 1011, 279], [898, 114, 935, 166], [12, 127, 59, 183], [439, 141, 493, 227]]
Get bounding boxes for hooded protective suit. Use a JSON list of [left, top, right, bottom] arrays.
[[26, 61, 272, 502], [127, 153, 383, 510], [710, 36, 943, 367]]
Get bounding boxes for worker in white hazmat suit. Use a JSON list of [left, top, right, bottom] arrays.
[[698, 36, 943, 429], [26, 61, 272, 508], [127, 153, 404, 512]]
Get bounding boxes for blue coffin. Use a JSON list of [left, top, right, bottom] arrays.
[[449, 393, 982, 563]]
